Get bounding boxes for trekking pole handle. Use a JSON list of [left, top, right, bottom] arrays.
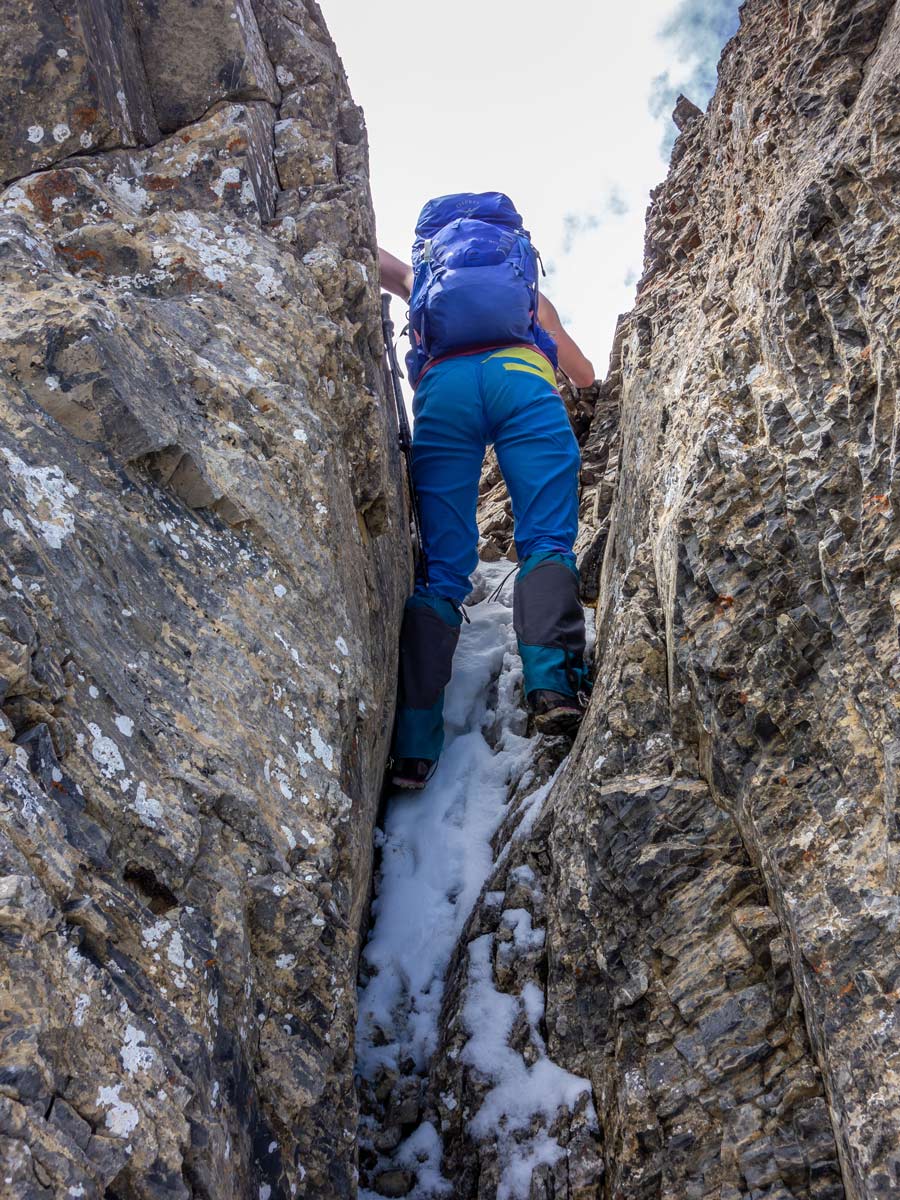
[[381, 291, 394, 339], [381, 294, 413, 452]]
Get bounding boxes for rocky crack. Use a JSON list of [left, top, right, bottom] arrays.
[[354, 563, 600, 1199]]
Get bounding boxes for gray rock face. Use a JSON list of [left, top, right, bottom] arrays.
[[0, 2, 408, 1197], [555, 2, 900, 1193]]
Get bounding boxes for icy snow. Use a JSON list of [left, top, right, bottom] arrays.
[[357, 562, 594, 1199], [357, 565, 532, 1079], [462, 934, 593, 1199]]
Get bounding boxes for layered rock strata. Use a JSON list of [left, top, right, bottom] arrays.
[[0, 2, 408, 1197], [426, 0, 900, 1196]]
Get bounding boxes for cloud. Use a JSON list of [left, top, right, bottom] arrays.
[[650, 0, 741, 155], [561, 187, 629, 254], [623, 267, 639, 288], [562, 213, 600, 254]]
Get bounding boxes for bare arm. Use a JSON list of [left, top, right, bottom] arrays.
[[537, 294, 595, 388], [378, 247, 414, 302]]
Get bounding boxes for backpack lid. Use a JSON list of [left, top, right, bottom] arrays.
[[414, 192, 525, 239]]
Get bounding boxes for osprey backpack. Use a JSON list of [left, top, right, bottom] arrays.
[[405, 191, 558, 385]]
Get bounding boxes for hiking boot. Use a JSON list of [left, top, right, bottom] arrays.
[[391, 758, 434, 790], [529, 689, 584, 736]]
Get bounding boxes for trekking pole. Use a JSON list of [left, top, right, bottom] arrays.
[[381, 293, 428, 587]]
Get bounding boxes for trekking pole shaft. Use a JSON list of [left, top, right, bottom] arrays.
[[381, 293, 428, 586]]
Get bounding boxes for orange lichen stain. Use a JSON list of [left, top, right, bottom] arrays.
[[715, 594, 735, 615], [838, 981, 855, 997], [863, 493, 890, 514], [72, 105, 98, 132], [147, 175, 178, 191], [56, 244, 104, 269], [27, 172, 77, 221], [227, 135, 248, 153]]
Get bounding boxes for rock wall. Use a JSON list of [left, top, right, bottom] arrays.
[[429, 0, 900, 1197], [4, 0, 900, 1196], [0, 2, 408, 1197]]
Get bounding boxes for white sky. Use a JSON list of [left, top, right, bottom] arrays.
[[323, 0, 737, 379]]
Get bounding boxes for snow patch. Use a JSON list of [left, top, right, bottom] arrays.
[[356, 561, 592, 1197], [462, 934, 591, 1192], [357, 563, 533, 1077]]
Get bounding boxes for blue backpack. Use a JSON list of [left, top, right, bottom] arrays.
[[405, 192, 558, 385]]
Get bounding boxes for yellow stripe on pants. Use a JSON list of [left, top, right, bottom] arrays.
[[484, 347, 558, 389]]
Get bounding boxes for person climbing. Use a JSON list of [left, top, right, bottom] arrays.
[[380, 192, 595, 791]]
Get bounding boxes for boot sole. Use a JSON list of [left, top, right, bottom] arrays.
[[533, 707, 583, 736], [392, 776, 428, 791]]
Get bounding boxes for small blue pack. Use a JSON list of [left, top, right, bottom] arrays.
[[405, 192, 558, 385]]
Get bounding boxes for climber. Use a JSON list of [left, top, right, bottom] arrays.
[[380, 192, 595, 790]]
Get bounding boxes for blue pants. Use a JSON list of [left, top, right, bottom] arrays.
[[393, 347, 587, 762]]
